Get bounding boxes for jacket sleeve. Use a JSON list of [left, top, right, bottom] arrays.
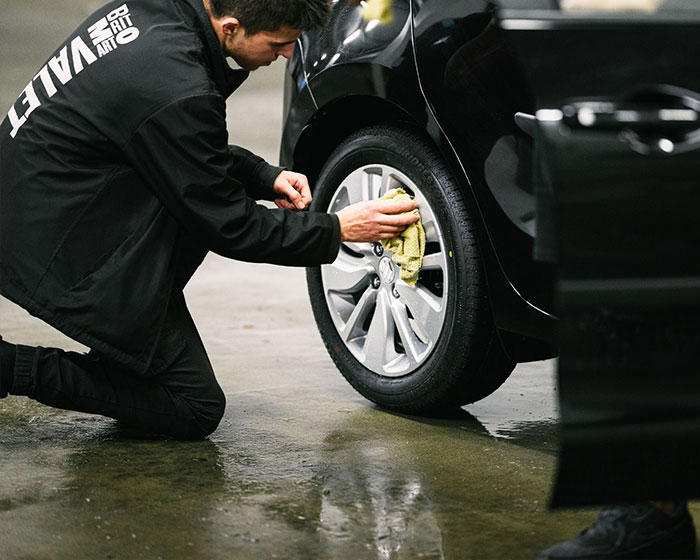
[[122, 94, 341, 266], [227, 144, 285, 201]]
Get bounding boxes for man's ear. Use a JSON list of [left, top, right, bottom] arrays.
[[220, 17, 241, 37]]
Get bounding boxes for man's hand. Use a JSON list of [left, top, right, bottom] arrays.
[[273, 170, 312, 211], [335, 199, 419, 243]]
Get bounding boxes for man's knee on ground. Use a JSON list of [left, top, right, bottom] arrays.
[[173, 386, 226, 440]]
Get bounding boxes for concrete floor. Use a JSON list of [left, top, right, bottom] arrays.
[[1, 2, 690, 559], [1, 256, 586, 560]]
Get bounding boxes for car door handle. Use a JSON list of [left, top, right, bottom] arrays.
[[514, 111, 536, 137], [552, 85, 700, 155], [566, 104, 698, 130]]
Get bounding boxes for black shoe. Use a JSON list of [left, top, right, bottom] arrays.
[[538, 502, 697, 559]]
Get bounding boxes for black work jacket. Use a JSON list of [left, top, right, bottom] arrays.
[[0, 0, 341, 374]]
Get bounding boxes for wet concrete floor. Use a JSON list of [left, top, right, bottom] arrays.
[[0, 257, 593, 560], [3, 2, 698, 559]]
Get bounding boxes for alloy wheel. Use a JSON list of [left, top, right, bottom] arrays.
[[321, 164, 449, 377]]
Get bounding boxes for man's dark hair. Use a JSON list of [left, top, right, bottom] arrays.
[[208, 0, 332, 34]]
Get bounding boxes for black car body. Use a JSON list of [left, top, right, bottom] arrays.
[[499, 0, 700, 505], [280, 0, 558, 414]]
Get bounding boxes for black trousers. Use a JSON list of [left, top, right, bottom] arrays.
[[8, 290, 225, 439]]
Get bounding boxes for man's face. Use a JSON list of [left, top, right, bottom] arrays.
[[224, 25, 301, 71]]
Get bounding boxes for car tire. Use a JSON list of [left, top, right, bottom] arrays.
[[307, 125, 515, 414]]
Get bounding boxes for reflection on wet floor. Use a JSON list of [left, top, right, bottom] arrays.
[[467, 360, 560, 456], [4, 363, 697, 560], [0, 250, 583, 560], [1, 367, 590, 560]]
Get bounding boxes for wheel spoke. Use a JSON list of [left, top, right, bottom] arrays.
[[395, 284, 444, 346], [339, 288, 377, 343], [340, 168, 384, 205], [383, 170, 401, 195], [343, 242, 373, 256], [389, 300, 423, 366], [363, 292, 393, 371], [422, 219, 439, 244], [339, 170, 365, 206], [366, 168, 383, 200], [324, 252, 373, 294], [421, 251, 445, 271]]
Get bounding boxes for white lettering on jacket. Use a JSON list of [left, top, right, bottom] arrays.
[[7, 4, 140, 139], [7, 82, 41, 138], [89, 4, 140, 58], [48, 46, 73, 85]]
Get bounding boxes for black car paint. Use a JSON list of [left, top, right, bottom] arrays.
[[280, 0, 557, 361], [500, 4, 700, 505]]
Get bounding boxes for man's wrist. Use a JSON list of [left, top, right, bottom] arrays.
[[260, 164, 286, 198], [251, 162, 286, 201]]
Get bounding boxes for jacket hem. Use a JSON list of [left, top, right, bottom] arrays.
[[324, 213, 342, 263], [0, 282, 158, 375]]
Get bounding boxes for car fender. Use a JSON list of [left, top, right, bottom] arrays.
[[282, 62, 556, 357]]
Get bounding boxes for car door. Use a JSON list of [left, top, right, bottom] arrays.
[[498, 0, 700, 507]]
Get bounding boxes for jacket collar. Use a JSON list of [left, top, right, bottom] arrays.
[[177, 0, 249, 98]]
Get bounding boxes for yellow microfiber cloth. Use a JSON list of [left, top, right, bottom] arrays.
[[380, 188, 425, 287], [361, 0, 393, 25]]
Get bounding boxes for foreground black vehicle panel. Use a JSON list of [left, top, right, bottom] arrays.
[[500, 1, 700, 505], [281, 1, 557, 414]]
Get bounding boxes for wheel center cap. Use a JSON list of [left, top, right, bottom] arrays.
[[378, 256, 395, 284]]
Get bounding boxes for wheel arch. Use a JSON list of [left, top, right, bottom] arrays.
[[290, 98, 430, 187], [281, 61, 439, 184]]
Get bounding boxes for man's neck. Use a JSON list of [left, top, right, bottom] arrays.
[[201, 0, 226, 48]]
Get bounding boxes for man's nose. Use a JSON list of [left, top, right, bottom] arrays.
[[279, 43, 294, 59]]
